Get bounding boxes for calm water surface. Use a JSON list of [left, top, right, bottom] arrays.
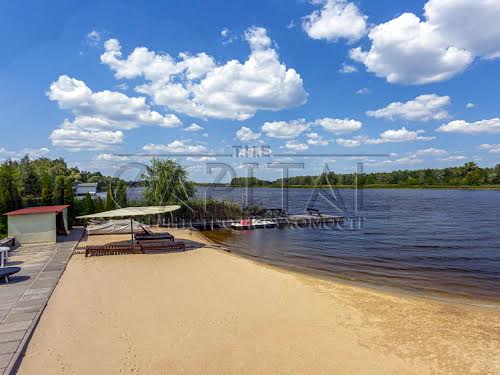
[[197, 187, 500, 303]]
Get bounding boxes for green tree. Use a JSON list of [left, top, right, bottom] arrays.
[[0, 160, 22, 236], [80, 192, 95, 215], [53, 176, 66, 205], [115, 180, 127, 208], [64, 178, 75, 228], [105, 184, 116, 211], [20, 155, 40, 194], [463, 170, 483, 186], [40, 174, 53, 206], [95, 197, 105, 213], [143, 159, 195, 206]]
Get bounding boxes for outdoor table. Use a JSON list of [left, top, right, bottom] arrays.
[[0, 246, 9, 268]]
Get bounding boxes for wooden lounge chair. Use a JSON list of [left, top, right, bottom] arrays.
[[85, 244, 140, 257], [139, 240, 185, 254], [134, 232, 175, 241]]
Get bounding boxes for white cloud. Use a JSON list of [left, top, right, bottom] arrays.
[[339, 63, 357, 74], [142, 140, 208, 154], [306, 132, 329, 146], [356, 88, 370, 95], [50, 126, 124, 151], [184, 123, 204, 132], [221, 27, 237, 45], [479, 144, 500, 154], [413, 148, 448, 156], [0, 147, 50, 160], [439, 155, 467, 162], [366, 127, 435, 144], [86, 30, 101, 46], [47, 75, 181, 150], [365, 156, 423, 167], [336, 138, 362, 148], [285, 141, 309, 151], [186, 156, 217, 162], [236, 126, 261, 141], [313, 118, 362, 134], [48, 75, 181, 130], [351, 0, 500, 84], [337, 127, 434, 147], [302, 0, 367, 43], [262, 119, 309, 139], [466, 102, 475, 109], [96, 153, 130, 161], [366, 94, 450, 122], [101, 27, 307, 121], [437, 118, 500, 134]]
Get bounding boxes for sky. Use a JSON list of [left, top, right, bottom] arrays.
[[1, 0, 500, 182]]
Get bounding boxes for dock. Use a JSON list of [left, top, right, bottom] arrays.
[[165, 214, 344, 230]]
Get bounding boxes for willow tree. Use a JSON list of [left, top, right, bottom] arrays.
[[143, 159, 195, 206]]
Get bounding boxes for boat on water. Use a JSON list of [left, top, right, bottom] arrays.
[[231, 219, 277, 230]]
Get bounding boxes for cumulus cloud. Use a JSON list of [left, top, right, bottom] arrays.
[[236, 127, 261, 142], [356, 88, 369, 95], [285, 141, 309, 151], [437, 118, 500, 134], [184, 123, 204, 132], [337, 127, 434, 147], [85, 30, 101, 46], [439, 155, 467, 162], [479, 144, 500, 154], [0, 147, 50, 160], [351, 0, 500, 84], [466, 102, 475, 109], [366, 94, 450, 122], [48, 75, 181, 129], [313, 118, 362, 134], [262, 119, 309, 139], [366, 127, 435, 144], [47, 75, 181, 150], [339, 63, 357, 74], [50, 125, 124, 151], [336, 138, 362, 148], [413, 148, 448, 156], [96, 153, 130, 161], [142, 140, 208, 154], [302, 0, 367, 43], [101, 27, 307, 121], [306, 132, 329, 146]]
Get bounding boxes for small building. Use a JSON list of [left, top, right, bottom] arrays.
[[4, 205, 70, 245], [73, 182, 98, 197]]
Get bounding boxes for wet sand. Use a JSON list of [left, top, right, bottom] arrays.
[[17, 229, 500, 374]]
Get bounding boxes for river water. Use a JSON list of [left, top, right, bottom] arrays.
[[196, 187, 500, 303]]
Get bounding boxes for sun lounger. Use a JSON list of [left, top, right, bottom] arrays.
[[0, 266, 21, 283], [134, 232, 175, 241], [139, 240, 185, 253], [85, 244, 141, 257]]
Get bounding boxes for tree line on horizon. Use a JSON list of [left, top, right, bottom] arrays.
[[229, 162, 500, 187]]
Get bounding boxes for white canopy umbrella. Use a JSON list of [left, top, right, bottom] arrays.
[[77, 206, 181, 242]]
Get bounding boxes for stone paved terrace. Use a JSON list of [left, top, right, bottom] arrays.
[[0, 228, 83, 375]]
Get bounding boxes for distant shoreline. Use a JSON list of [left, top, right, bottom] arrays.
[[196, 184, 500, 190]]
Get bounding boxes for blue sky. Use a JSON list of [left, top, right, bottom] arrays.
[[1, 0, 500, 181]]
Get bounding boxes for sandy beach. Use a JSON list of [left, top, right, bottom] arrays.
[[16, 229, 500, 375]]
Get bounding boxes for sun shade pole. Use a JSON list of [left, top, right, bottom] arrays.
[[130, 217, 134, 244]]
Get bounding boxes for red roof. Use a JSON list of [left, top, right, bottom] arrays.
[[4, 205, 69, 216]]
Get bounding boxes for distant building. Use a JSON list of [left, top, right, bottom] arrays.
[[73, 182, 98, 197]]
